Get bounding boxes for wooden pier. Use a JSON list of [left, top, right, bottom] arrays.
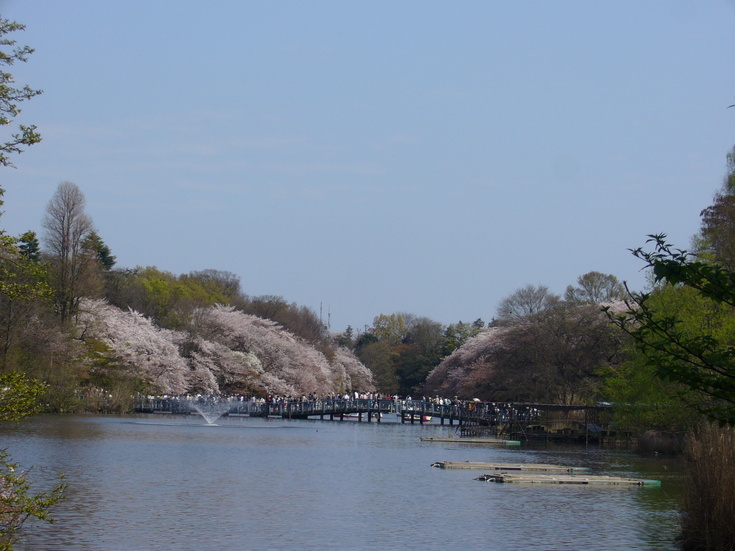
[[475, 473, 661, 486], [432, 459, 660, 488], [431, 461, 591, 473]]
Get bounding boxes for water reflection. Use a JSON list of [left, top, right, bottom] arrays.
[[0, 415, 682, 551]]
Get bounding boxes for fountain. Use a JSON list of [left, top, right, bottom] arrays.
[[188, 398, 232, 425]]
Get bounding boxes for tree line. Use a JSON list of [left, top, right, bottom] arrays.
[[7, 15, 735, 551], [4, 15, 735, 549]]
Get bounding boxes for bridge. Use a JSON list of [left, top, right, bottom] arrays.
[[135, 396, 616, 442], [135, 396, 459, 424]]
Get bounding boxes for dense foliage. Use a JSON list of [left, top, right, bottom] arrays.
[[607, 236, 735, 426], [606, 148, 735, 428], [0, 372, 45, 422], [425, 295, 626, 404]]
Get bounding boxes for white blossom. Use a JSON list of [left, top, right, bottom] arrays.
[[76, 299, 188, 394], [76, 300, 374, 396]]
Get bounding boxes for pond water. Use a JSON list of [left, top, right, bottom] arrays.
[[1, 414, 684, 550]]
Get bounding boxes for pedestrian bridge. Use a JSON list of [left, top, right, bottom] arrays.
[[135, 396, 459, 424], [134, 396, 614, 443]]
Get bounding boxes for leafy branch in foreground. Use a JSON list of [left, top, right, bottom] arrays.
[[0, 374, 65, 550], [0, 18, 43, 168], [0, 372, 46, 422], [605, 234, 735, 425], [0, 450, 66, 551]]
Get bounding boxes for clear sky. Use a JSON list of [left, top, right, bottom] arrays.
[[2, 1, 735, 332]]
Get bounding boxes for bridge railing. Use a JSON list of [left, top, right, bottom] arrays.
[[136, 396, 399, 417], [135, 396, 611, 436]]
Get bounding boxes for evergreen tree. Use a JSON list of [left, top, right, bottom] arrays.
[[16, 231, 41, 262], [82, 231, 116, 271]]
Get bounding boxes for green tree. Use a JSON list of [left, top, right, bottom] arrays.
[[371, 313, 407, 344], [607, 235, 735, 425], [358, 339, 398, 394], [0, 219, 51, 371], [335, 325, 354, 348], [356, 313, 446, 395], [138, 269, 187, 328], [0, 371, 45, 421], [443, 319, 484, 355], [186, 269, 240, 301], [398, 317, 445, 395], [0, 18, 42, 168], [0, 232, 50, 304], [600, 287, 701, 434], [82, 231, 116, 271], [16, 232, 40, 262]]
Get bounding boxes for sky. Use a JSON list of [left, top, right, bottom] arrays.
[[1, 1, 734, 333]]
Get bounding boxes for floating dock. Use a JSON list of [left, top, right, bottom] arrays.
[[475, 473, 661, 486], [431, 461, 591, 473], [419, 437, 521, 446]]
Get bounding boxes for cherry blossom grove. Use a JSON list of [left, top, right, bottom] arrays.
[[76, 299, 374, 396]]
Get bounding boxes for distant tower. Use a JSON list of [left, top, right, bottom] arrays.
[[320, 302, 331, 332]]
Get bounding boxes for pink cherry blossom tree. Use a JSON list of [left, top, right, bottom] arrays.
[[76, 300, 374, 397]]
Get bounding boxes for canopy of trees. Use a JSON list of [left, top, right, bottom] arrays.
[[425, 290, 626, 403], [75, 299, 373, 397]]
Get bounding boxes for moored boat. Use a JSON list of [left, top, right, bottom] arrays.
[[397, 412, 432, 422], [343, 412, 383, 419]]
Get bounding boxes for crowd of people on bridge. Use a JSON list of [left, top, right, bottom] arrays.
[[142, 392, 466, 410], [138, 392, 539, 423]]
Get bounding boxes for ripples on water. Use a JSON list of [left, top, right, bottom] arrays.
[[0, 415, 683, 551]]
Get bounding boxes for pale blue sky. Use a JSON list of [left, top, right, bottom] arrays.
[[2, 1, 735, 332]]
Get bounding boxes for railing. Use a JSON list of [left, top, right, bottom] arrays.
[[136, 396, 398, 418], [135, 396, 614, 441]]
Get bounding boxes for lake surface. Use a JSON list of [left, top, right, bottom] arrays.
[[1, 414, 683, 550]]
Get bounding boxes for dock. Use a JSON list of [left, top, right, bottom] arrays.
[[431, 461, 591, 473], [475, 473, 661, 486], [419, 437, 521, 446]]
